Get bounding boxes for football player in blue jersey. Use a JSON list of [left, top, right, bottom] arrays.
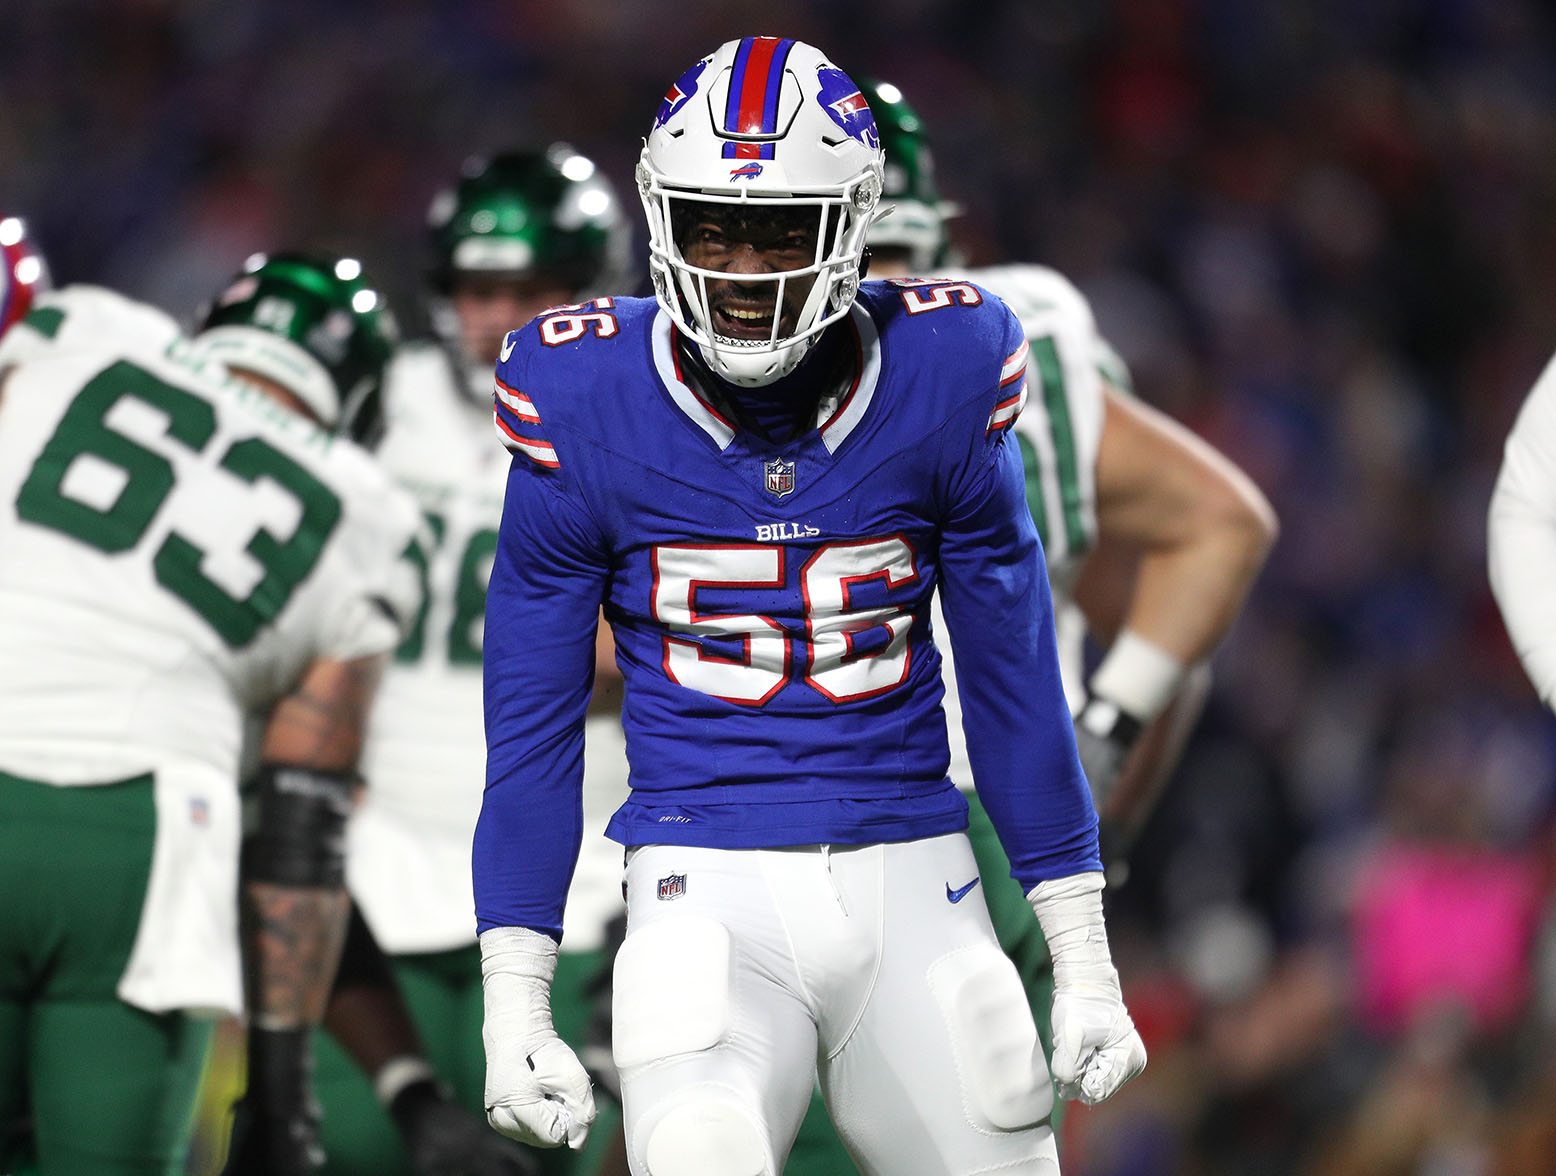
[[781, 77, 1280, 1174], [474, 37, 1146, 1176]]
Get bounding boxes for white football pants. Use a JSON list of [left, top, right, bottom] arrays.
[[613, 834, 1059, 1176]]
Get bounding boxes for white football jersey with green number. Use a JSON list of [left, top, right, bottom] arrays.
[[0, 322, 423, 1013], [0, 284, 184, 371], [349, 342, 630, 955], [934, 265, 1113, 791]]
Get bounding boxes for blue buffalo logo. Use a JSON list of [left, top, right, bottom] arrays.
[[815, 67, 879, 149], [729, 161, 764, 181], [656, 59, 707, 128]]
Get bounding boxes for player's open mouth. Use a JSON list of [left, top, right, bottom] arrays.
[[712, 300, 782, 340]]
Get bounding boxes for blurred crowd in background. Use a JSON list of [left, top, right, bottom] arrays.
[[8, 1, 1556, 1173]]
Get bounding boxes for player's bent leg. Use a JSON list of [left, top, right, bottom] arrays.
[[638, 1087, 768, 1176], [822, 834, 1058, 1176], [615, 848, 819, 1176], [313, 1023, 408, 1175], [783, 1087, 858, 1176], [4, 768, 213, 1174], [614, 918, 777, 1176], [0, 993, 25, 1172], [30, 998, 213, 1176]]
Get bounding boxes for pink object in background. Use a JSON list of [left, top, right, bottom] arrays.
[[1351, 842, 1545, 1037]]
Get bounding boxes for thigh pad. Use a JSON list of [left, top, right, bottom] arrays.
[[613, 915, 733, 1071], [928, 942, 1054, 1132]]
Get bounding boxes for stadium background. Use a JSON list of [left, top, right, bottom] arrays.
[[6, 2, 1556, 1173]]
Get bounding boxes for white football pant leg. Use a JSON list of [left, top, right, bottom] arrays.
[[818, 835, 1059, 1176], [614, 846, 819, 1176]]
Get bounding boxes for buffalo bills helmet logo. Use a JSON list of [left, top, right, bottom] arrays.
[[815, 67, 879, 150], [729, 162, 764, 181], [764, 457, 796, 498], [656, 59, 707, 128]]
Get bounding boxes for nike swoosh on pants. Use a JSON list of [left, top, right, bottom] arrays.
[[946, 877, 980, 903]]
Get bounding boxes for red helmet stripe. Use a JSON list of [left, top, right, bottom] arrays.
[[721, 37, 796, 161]]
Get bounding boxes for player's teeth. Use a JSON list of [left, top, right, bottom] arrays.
[[727, 308, 770, 321]]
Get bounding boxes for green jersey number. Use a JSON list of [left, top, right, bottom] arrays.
[[16, 360, 343, 648], [393, 511, 496, 667], [448, 528, 497, 665]]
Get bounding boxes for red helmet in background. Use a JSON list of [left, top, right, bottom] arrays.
[[0, 217, 52, 339]]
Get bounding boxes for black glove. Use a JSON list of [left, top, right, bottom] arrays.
[[222, 1028, 324, 1176], [1072, 694, 1144, 813], [389, 1078, 543, 1176]]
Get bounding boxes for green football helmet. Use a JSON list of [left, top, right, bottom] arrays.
[[859, 79, 957, 271], [427, 144, 632, 296], [197, 251, 399, 447]]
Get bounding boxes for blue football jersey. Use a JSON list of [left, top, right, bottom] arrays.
[[476, 282, 1099, 936]]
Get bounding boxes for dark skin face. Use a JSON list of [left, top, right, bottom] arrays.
[[675, 203, 823, 341]]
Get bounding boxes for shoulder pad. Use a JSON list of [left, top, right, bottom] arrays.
[[491, 296, 653, 470], [0, 284, 183, 370]]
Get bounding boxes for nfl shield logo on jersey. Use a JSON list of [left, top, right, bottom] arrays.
[[658, 873, 687, 901], [764, 458, 796, 498]]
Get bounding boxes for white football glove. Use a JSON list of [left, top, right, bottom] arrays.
[[480, 926, 597, 1150], [1027, 871, 1147, 1104]]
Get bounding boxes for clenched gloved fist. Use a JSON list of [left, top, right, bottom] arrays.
[[1027, 871, 1147, 1105], [480, 926, 597, 1150]]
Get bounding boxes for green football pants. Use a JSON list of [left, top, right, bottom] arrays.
[[0, 769, 214, 1176], [313, 943, 622, 1176]]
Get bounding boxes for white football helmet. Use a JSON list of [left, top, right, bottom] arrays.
[[638, 37, 885, 387]]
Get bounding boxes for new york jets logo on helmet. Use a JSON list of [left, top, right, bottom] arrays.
[[196, 252, 398, 448]]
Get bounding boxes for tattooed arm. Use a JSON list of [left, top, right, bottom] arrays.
[[226, 654, 385, 1176]]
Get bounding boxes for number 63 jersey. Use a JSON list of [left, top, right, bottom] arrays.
[[0, 313, 422, 1014], [0, 332, 422, 788], [477, 282, 1100, 938]]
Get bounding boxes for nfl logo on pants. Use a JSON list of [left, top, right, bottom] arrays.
[[764, 458, 795, 498], [658, 873, 686, 900]]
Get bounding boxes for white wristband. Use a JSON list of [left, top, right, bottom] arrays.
[[1088, 630, 1187, 724], [479, 925, 560, 985], [1026, 871, 1119, 989], [374, 1054, 436, 1107]]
